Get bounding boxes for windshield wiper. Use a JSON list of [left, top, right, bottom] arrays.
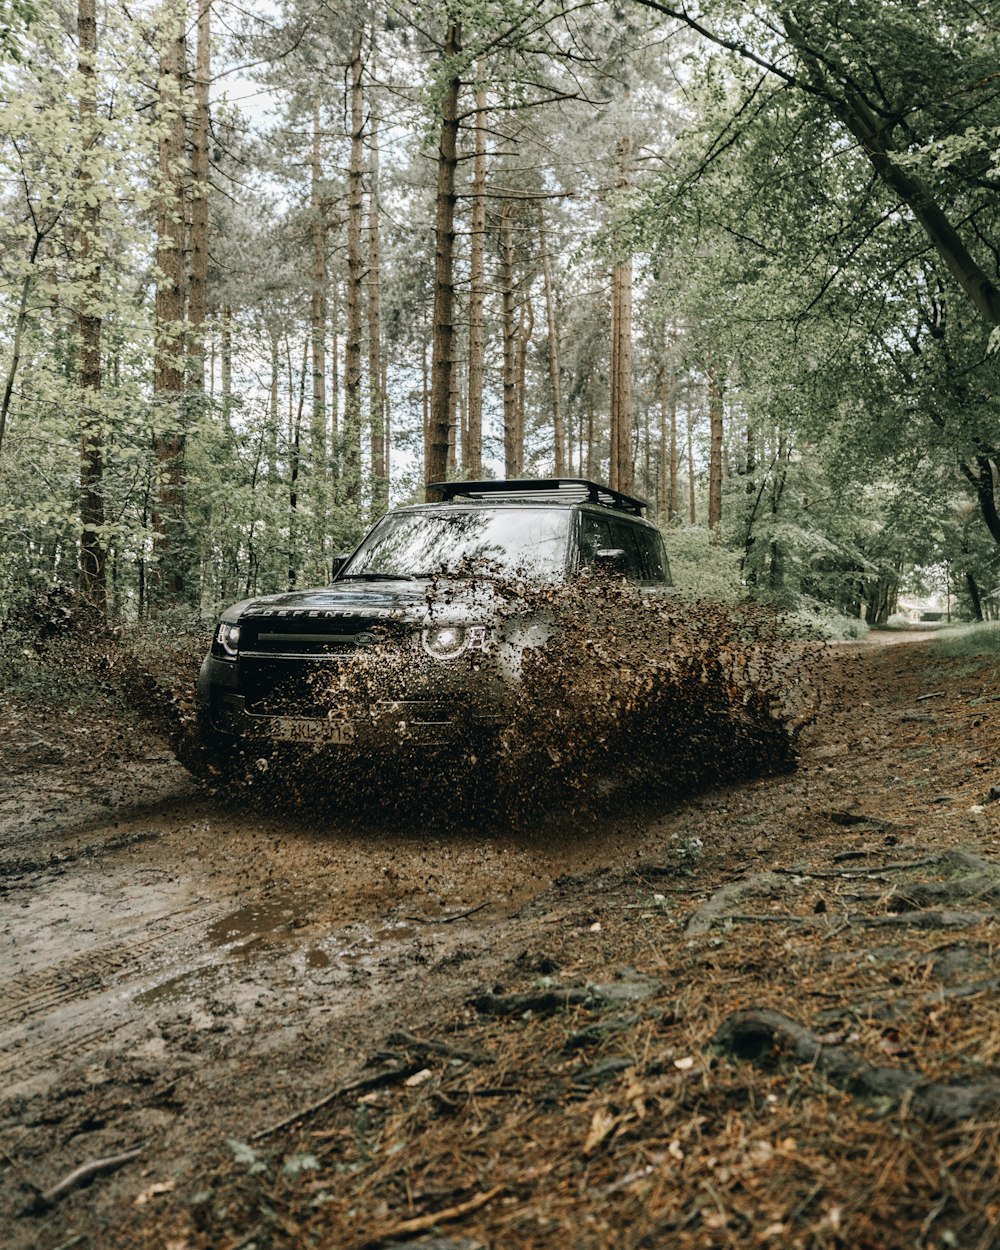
[[338, 572, 417, 582]]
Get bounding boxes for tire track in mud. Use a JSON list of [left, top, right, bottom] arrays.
[[0, 894, 237, 1096], [0, 900, 229, 1024]]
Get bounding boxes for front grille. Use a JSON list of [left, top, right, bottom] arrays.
[[239, 616, 403, 657]]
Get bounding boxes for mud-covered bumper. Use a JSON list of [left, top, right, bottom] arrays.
[[197, 653, 513, 750]]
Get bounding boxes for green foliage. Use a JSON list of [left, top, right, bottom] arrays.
[[666, 527, 744, 599], [0, 0, 37, 62], [929, 622, 1000, 661]]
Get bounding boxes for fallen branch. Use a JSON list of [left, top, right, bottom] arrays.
[[20, 1146, 144, 1215], [714, 1008, 1000, 1123], [773, 857, 940, 880], [859, 909, 997, 930], [940, 848, 1000, 875], [382, 1030, 494, 1064], [351, 1183, 504, 1249], [251, 1061, 423, 1142], [889, 877, 1000, 911], [715, 909, 996, 931], [685, 872, 781, 935], [404, 902, 489, 925], [473, 978, 660, 1017], [824, 810, 896, 831]]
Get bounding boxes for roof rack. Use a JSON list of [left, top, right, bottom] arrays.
[[428, 478, 649, 517]]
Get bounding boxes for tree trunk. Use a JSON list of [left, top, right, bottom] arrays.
[[515, 294, 533, 475], [151, 2, 188, 605], [499, 201, 519, 477], [426, 21, 461, 497], [465, 72, 487, 477], [329, 271, 339, 477], [965, 570, 984, 621], [422, 333, 429, 454], [707, 366, 723, 530], [687, 403, 696, 523], [267, 327, 279, 482], [310, 102, 327, 478], [368, 85, 387, 514], [609, 259, 633, 492], [188, 0, 210, 393], [782, 14, 1000, 328], [447, 358, 459, 474], [343, 36, 365, 506], [586, 394, 594, 478], [0, 230, 45, 462], [220, 303, 232, 419], [960, 456, 1000, 547], [287, 336, 308, 589], [76, 0, 106, 613], [539, 207, 564, 475]]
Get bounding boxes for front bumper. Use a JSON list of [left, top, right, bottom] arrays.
[[197, 652, 513, 749]]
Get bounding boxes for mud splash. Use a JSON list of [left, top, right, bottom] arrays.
[[159, 581, 820, 826]]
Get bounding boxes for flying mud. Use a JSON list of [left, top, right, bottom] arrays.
[[128, 584, 821, 827]]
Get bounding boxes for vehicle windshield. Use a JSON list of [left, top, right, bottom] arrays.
[[340, 507, 572, 581]]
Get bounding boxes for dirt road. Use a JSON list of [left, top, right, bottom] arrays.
[[2, 632, 999, 1249]]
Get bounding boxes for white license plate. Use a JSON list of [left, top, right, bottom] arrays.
[[271, 718, 356, 744]]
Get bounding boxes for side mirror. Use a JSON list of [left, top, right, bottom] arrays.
[[330, 555, 350, 580]]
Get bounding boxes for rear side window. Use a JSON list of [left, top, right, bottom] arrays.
[[627, 524, 671, 583], [609, 523, 647, 580], [579, 514, 618, 565], [579, 513, 666, 583]]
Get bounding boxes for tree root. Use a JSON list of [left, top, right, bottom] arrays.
[[685, 873, 782, 935], [19, 1145, 144, 1216], [713, 1008, 1000, 1123]]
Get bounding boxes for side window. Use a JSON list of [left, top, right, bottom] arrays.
[[610, 523, 647, 581], [579, 514, 617, 565], [631, 526, 669, 582]]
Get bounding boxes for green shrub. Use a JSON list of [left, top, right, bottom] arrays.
[[665, 527, 744, 599]]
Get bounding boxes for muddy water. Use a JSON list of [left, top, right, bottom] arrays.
[[0, 746, 675, 1120]]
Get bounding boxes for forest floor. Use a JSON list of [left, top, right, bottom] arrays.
[[1, 626, 1000, 1250]]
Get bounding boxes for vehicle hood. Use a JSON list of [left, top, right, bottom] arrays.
[[219, 580, 502, 627]]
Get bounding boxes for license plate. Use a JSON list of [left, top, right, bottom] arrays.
[[271, 717, 356, 744]]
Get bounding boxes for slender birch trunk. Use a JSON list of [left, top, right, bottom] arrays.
[[151, 2, 188, 604], [707, 365, 723, 530], [539, 207, 564, 476], [310, 103, 328, 478], [425, 20, 461, 496], [76, 0, 106, 612], [465, 76, 487, 477], [499, 201, 518, 477], [368, 81, 387, 514], [343, 36, 365, 506], [188, 0, 210, 393], [465, 72, 487, 476], [515, 295, 533, 476], [609, 259, 633, 493]]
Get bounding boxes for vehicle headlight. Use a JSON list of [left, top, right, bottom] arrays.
[[421, 624, 487, 660], [213, 622, 241, 658]]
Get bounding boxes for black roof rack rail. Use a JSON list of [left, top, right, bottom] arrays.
[[427, 478, 649, 516]]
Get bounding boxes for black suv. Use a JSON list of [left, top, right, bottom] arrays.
[[197, 479, 672, 762]]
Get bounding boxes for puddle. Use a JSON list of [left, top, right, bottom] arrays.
[[373, 924, 417, 942], [134, 966, 212, 1006], [206, 895, 305, 947]]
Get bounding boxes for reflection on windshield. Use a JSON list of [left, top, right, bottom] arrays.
[[341, 508, 571, 580]]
